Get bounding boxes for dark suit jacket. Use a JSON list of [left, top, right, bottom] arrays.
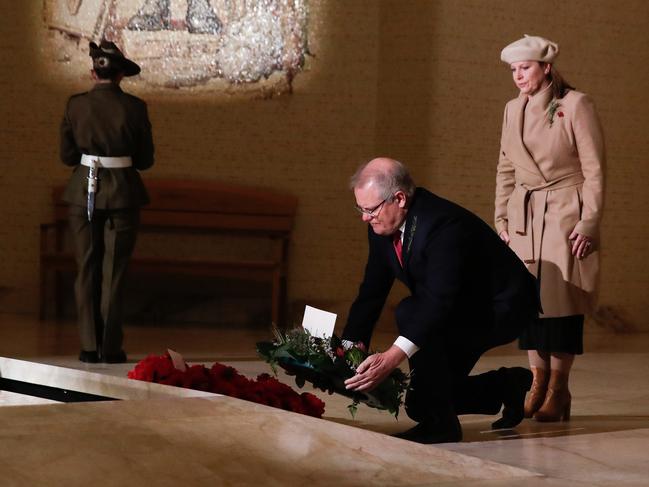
[[60, 82, 154, 209], [343, 188, 538, 351]]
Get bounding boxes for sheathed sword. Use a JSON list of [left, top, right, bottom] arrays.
[[86, 158, 99, 222]]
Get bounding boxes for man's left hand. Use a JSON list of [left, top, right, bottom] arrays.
[[344, 345, 406, 392]]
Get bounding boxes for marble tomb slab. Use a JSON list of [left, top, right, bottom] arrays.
[[0, 356, 215, 403], [0, 396, 539, 486]]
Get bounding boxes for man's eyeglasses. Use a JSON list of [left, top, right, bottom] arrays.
[[355, 196, 391, 218]]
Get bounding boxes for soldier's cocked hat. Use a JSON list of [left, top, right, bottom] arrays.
[[89, 40, 140, 77]]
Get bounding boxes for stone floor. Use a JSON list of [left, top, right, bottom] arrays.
[[1, 313, 648, 486]]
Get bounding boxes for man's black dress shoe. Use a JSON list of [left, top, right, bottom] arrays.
[[393, 417, 463, 444], [78, 350, 100, 363], [491, 367, 533, 429], [103, 351, 127, 364]]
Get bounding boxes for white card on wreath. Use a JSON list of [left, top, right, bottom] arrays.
[[167, 348, 187, 372], [302, 305, 336, 338]]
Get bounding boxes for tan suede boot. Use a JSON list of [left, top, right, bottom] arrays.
[[533, 370, 572, 422], [524, 366, 549, 418]]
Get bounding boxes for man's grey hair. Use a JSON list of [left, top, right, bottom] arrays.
[[349, 159, 416, 200]]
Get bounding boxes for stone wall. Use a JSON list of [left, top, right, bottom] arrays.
[[0, 0, 647, 332]]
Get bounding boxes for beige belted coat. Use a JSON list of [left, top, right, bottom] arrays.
[[495, 84, 605, 317]]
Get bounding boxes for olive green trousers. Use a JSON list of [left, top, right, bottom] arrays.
[[68, 205, 139, 357]]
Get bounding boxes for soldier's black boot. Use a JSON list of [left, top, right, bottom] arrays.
[[103, 350, 127, 364], [79, 350, 100, 363]]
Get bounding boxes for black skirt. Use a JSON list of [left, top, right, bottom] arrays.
[[519, 315, 584, 355]]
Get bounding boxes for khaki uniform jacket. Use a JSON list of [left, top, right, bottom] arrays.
[[60, 82, 154, 208], [495, 85, 605, 317]]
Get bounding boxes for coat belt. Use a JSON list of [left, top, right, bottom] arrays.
[[511, 172, 585, 263]]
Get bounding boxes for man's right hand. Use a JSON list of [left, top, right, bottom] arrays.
[[344, 345, 406, 392]]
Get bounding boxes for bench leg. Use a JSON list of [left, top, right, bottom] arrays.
[[54, 270, 64, 321], [271, 271, 280, 327], [271, 270, 288, 328], [39, 263, 47, 320], [272, 238, 290, 328]]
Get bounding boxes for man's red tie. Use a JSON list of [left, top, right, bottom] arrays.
[[393, 230, 403, 267]]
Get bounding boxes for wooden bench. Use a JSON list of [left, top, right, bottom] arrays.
[[39, 179, 298, 326]]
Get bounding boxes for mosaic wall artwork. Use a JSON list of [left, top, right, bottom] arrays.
[[43, 0, 310, 93]]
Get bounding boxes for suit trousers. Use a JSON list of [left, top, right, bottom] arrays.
[[396, 295, 535, 423], [68, 205, 139, 356]]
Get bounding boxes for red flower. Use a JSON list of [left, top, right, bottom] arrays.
[[128, 354, 326, 418], [127, 353, 177, 381], [158, 370, 185, 387], [282, 395, 305, 415], [183, 364, 211, 391], [335, 347, 345, 358], [209, 362, 239, 381], [301, 392, 325, 418]]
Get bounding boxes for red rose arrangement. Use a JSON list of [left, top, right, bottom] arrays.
[[127, 352, 325, 418]]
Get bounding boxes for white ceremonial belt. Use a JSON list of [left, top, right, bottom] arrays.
[[80, 154, 132, 168]]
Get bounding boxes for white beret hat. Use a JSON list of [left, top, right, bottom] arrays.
[[500, 34, 559, 64]]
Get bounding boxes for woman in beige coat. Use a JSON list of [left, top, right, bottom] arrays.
[[495, 35, 605, 422]]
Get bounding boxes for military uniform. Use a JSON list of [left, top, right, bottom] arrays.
[[60, 80, 154, 361]]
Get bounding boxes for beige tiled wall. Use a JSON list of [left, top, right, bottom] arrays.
[[1, 1, 647, 331]]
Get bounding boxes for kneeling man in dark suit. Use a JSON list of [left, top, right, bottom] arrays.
[[343, 158, 538, 443]]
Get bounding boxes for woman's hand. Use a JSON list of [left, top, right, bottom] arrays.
[[499, 230, 511, 245], [569, 230, 594, 259]]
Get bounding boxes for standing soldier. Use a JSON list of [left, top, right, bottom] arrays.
[[60, 40, 154, 363]]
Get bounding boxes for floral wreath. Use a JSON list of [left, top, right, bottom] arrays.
[[257, 326, 410, 418]]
